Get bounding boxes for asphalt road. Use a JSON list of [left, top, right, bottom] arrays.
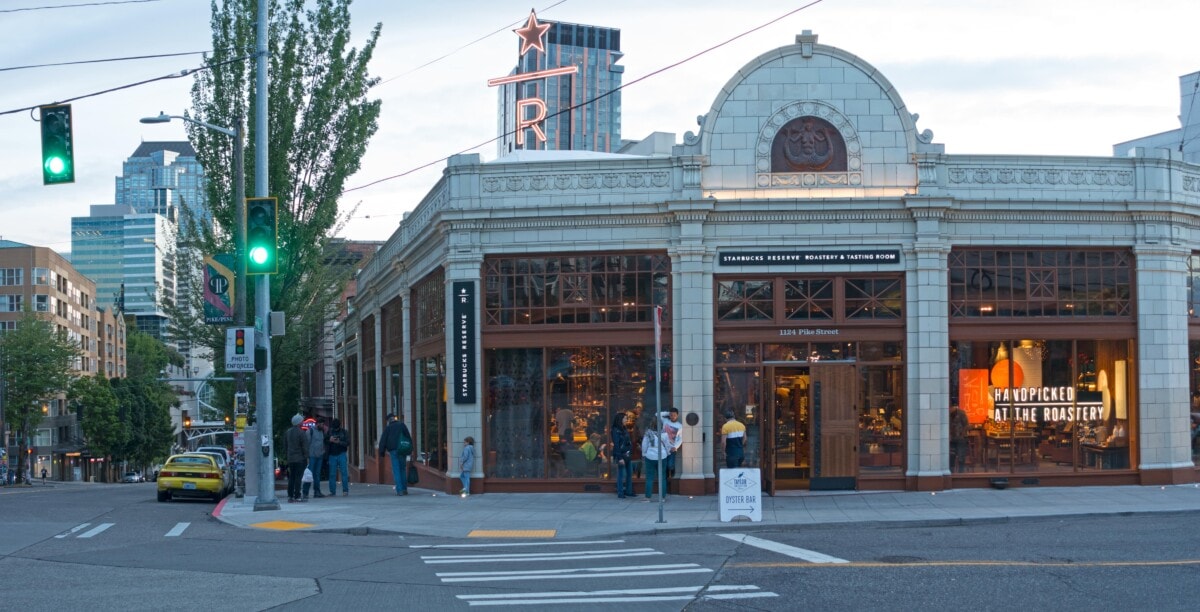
[[2, 483, 1197, 611]]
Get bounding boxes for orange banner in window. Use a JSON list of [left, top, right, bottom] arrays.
[[959, 369, 991, 424]]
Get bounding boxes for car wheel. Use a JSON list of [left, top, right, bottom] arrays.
[[157, 490, 169, 502]]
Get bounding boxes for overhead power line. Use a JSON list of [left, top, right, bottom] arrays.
[[343, 0, 826, 197], [0, 53, 252, 117], [0, 0, 162, 13], [0, 51, 210, 73], [378, 0, 570, 86]]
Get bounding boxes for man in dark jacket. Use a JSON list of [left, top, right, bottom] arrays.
[[284, 414, 310, 503], [326, 418, 350, 496], [378, 413, 412, 496]]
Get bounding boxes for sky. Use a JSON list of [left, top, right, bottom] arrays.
[[1, 0, 1198, 255]]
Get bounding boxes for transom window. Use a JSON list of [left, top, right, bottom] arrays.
[[483, 253, 670, 326], [950, 249, 1132, 318], [717, 275, 903, 324]]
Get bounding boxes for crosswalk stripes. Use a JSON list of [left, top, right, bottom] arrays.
[[456, 585, 777, 607], [54, 522, 192, 539], [413, 539, 779, 606]]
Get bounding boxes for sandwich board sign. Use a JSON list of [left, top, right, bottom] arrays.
[[719, 468, 762, 522]]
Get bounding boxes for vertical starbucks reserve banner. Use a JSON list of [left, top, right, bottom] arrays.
[[718, 249, 900, 266], [452, 281, 477, 404]]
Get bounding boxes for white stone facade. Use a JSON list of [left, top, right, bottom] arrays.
[[336, 32, 1200, 492]]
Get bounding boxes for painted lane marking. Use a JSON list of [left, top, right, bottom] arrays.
[[411, 539, 624, 549], [165, 522, 190, 537], [436, 563, 711, 583], [719, 533, 849, 564], [77, 523, 115, 538], [457, 585, 776, 607], [468, 529, 556, 538], [55, 523, 91, 539], [733, 559, 1200, 569], [422, 548, 661, 564]]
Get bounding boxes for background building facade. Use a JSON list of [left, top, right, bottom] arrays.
[[0, 240, 126, 482]]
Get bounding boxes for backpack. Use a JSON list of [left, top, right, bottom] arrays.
[[397, 432, 413, 455]]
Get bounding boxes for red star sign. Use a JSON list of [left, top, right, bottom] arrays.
[[513, 10, 551, 56]]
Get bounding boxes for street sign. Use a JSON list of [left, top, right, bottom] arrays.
[[225, 327, 256, 372], [718, 468, 763, 522], [204, 254, 236, 324]]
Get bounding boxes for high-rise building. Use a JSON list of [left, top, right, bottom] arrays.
[[115, 141, 207, 222], [71, 205, 176, 341], [497, 16, 623, 155], [0, 239, 127, 482]]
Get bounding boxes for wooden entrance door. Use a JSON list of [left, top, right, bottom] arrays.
[[810, 364, 858, 490]]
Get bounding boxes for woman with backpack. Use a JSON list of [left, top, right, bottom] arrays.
[[610, 412, 634, 499]]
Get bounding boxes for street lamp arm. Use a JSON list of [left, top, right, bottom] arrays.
[[140, 112, 236, 138]]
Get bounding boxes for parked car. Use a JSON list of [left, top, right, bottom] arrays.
[[157, 454, 226, 502], [195, 446, 232, 465], [189, 451, 234, 496], [121, 471, 143, 483]]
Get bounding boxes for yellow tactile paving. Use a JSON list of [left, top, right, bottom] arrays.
[[468, 529, 556, 538], [250, 520, 315, 531]]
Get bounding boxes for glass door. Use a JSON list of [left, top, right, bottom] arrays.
[[769, 367, 811, 490]]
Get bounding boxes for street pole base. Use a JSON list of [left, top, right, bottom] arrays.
[[253, 499, 280, 511]]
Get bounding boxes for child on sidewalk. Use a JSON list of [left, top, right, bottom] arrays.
[[460, 436, 475, 497]]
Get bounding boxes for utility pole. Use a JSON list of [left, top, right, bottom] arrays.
[[253, 0, 278, 511]]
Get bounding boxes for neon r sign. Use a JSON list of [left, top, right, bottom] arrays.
[[488, 10, 578, 146]]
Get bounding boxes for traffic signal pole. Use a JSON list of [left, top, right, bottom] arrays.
[[253, 0, 278, 511]]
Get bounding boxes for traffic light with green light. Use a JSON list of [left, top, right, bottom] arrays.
[[40, 104, 75, 185], [245, 197, 278, 274]]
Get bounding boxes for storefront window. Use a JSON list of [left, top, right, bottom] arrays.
[[715, 367, 762, 470], [950, 339, 1133, 473], [485, 345, 669, 479], [485, 348, 546, 478], [859, 365, 904, 473], [414, 356, 446, 469]]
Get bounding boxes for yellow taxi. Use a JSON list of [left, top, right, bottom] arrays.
[[157, 453, 226, 502]]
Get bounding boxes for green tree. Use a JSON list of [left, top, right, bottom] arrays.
[[0, 310, 78, 484], [112, 329, 183, 474], [168, 0, 381, 446], [70, 374, 126, 475]]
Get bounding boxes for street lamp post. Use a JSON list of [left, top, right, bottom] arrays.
[[140, 112, 262, 501]]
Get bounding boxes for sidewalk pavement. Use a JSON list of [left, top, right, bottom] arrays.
[[213, 481, 1200, 539]]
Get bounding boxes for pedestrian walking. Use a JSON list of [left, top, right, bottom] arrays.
[[284, 414, 310, 503], [303, 419, 326, 499], [641, 416, 670, 500], [378, 413, 413, 496], [41, 468, 47, 484], [459, 436, 475, 497], [610, 412, 634, 499], [325, 418, 351, 496]]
